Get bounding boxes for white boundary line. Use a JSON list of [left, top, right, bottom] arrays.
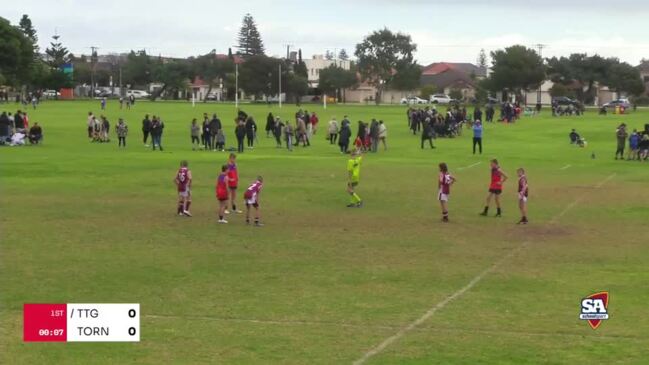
[[457, 162, 481, 171], [352, 173, 617, 365], [560, 164, 571, 170]]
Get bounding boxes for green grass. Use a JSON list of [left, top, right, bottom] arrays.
[[1, 100, 648, 364]]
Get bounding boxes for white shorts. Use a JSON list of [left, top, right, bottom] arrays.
[[245, 192, 258, 206], [519, 195, 527, 203], [438, 191, 449, 202], [179, 189, 190, 198]]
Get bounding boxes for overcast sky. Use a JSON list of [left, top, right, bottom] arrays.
[[4, 0, 649, 65]]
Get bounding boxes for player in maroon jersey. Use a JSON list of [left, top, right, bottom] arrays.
[[438, 162, 456, 222], [226, 153, 242, 215], [516, 168, 529, 224], [174, 160, 192, 217], [243, 176, 264, 226], [216, 165, 230, 224], [480, 159, 508, 217]]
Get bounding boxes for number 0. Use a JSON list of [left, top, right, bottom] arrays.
[[129, 327, 136, 336], [128, 309, 136, 318]]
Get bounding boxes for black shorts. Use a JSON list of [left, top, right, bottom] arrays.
[[246, 202, 259, 208], [229, 186, 237, 191], [489, 188, 502, 195], [348, 182, 358, 188]]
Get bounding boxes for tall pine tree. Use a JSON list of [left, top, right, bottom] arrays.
[[45, 33, 70, 68], [237, 14, 265, 57], [18, 14, 38, 53]]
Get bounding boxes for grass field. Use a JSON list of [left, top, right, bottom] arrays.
[[1, 100, 648, 364]]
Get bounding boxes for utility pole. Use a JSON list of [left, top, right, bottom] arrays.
[[534, 43, 545, 105], [278, 63, 282, 108], [90, 46, 99, 99]]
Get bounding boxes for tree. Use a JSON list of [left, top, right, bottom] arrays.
[[325, 50, 334, 60], [354, 28, 419, 103], [338, 48, 349, 61], [286, 73, 308, 104], [318, 64, 358, 101], [150, 60, 191, 100], [237, 13, 265, 57], [0, 17, 36, 86], [45, 34, 70, 69], [18, 14, 38, 53], [191, 53, 235, 101], [477, 48, 487, 70], [122, 50, 153, 87], [239, 55, 280, 97], [419, 84, 438, 100], [449, 88, 463, 101], [607, 62, 645, 97], [486, 45, 545, 96], [548, 83, 576, 98]]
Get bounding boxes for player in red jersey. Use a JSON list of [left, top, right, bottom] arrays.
[[438, 162, 456, 222], [216, 164, 230, 224], [226, 153, 242, 215], [480, 158, 508, 217], [243, 176, 264, 226], [174, 160, 192, 217], [516, 168, 529, 224]]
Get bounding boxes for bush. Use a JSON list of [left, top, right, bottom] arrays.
[[631, 95, 649, 106], [419, 84, 438, 100]]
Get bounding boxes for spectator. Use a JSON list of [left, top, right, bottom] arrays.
[[310, 112, 319, 135], [150, 116, 164, 151], [338, 121, 351, 153], [472, 120, 483, 154], [273, 117, 284, 148], [369, 119, 380, 153], [245, 117, 257, 149], [215, 129, 226, 151], [421, 119, 435, 149], [235, 118, 246, 153], [378, 120, 387, 151], [628, 129, 640, 160], [284, 120, 294, 151], [265, 112, 275, 138], [190, 119, 200, 150], [209, 114, 221, 151], [116, 118, 128, 148], [328, 117, 339, 144], [142, 114, 151, 147], [615, 123, 628, 160], [28, 122, 42, 144], [473, 106, 482, 122]]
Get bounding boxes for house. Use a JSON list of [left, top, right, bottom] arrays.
[[637, 60, 649, 96], [420, 62, 486, 98], [303, 54, 351, 88]]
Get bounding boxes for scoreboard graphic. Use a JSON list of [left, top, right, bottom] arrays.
[[24, 303, 140, 342]]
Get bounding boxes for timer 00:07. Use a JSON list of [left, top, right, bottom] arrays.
[[39, 329, 64, 336]]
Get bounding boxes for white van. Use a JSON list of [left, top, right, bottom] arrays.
[[126, 90, 150, 99]]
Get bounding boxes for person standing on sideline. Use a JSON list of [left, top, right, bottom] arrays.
[[235, 118, 246, 153], [438, 162, 456, 222], [328, 117, 339, 144], [421, 119, 435, 149], [473, 106, 482, 122], [273, 117, 284, 148], [209, 114, 221, 151], [142, 114, 151, 147], [216, 165, 230, 224], [116, 118, 128, 148], [226, 153, 242, 214], [202, 114, 210, 150], [481, 159, 508, 217], [615, 123, 628, 160], [472, 120, 483, 154], [100, 97, 106, 110], [174, 160, 192, 217], [190, 119, 200, 150], [87, 112, 94, 139], [369, 119, 380, 153], [284, 121, 294, 151], [378, 121, 387, 151], [244, 176, 264, 226], [346, 150, 363, 207], [265, 112, 275, 138], [310, 112, 319, 135], [516, 168, 529, 224], [151, 116, 164, 151], [245, 117, 257, 149], [339, 121, 351, 153]]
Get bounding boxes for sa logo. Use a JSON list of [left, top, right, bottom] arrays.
[[579, 291, 609, 329]]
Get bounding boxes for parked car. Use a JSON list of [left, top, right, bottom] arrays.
[[429, 94, 453, 104], [552, 96, 578, 106], [205, 93, 218, 101], [603, 99, 631, 110], [400, 96, 427, 105], [126, 90, 150, 99], [43, 90, 60, 97]]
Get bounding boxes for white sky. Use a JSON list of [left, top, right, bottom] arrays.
[[4, 0, 649, 65]]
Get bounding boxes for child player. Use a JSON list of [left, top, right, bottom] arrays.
[[216, 165, 230, 224], [480, 159, 508, 217], [346, 150, 363, 207], [174, 160, 192, 217], [243, 176, 264, 226], [438, 162, 456, 222], [517, 168, 529, 224], [226, 153, 242, 214]]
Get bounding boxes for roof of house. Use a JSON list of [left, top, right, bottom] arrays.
[[421, 62, 486, 77], [215, 54, 245, 64]]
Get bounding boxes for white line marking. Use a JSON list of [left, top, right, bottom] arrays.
[[457, 162, 481, 171], [560, 164, 571, 170], [353, 173, 617, 365]]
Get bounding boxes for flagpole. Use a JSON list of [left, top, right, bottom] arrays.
[[278, 63, 282, 108]]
